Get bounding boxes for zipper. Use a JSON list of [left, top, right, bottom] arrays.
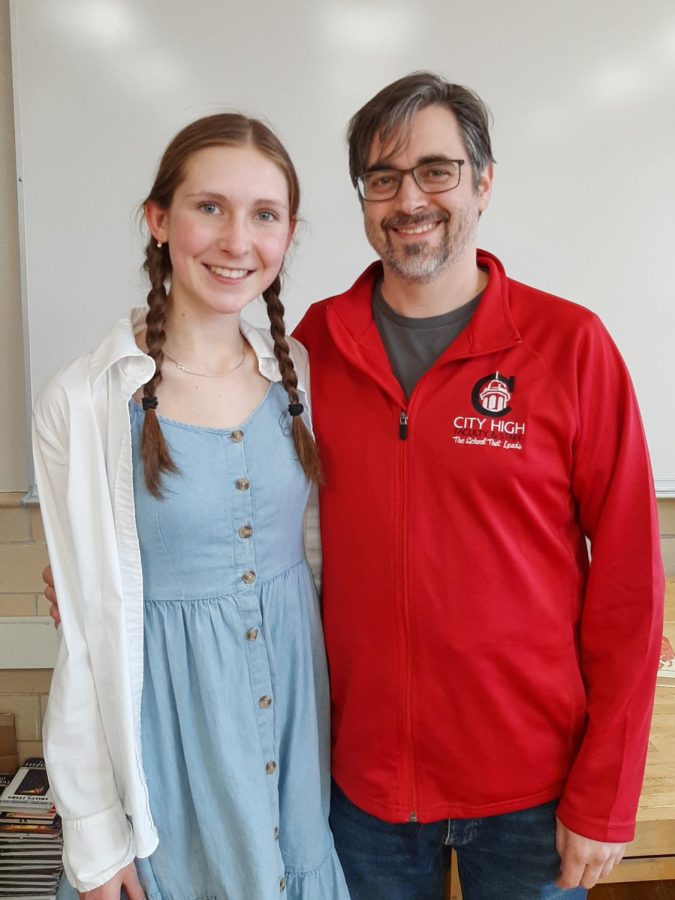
[[399, 411, 408, 440], [398, 406, 417, 822]]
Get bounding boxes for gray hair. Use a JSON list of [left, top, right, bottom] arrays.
[[347, 71, 495, 189]]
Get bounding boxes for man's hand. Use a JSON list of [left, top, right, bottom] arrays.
[[78, 861, 144, 899], [556, 819, 626, 889], [42, 565, 61, 628]]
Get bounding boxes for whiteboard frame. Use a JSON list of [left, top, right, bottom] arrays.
[[9, 0, 35, 504]]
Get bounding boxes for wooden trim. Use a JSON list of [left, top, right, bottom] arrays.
[[600, 855, 675, 883]]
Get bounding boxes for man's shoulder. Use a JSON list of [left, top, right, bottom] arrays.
[[504, 276, 622, 376], [479, 249, 598, 330], [294, 263, 381, 345], [508, 277, 598, 327], [295, 295, 330, 326], [506, 276, 609, 354]]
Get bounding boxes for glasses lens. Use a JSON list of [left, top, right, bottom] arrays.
[[414, 161, 461, 193], [360, 170, 401, 200]]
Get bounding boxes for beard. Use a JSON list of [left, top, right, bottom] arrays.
[[365, 207, 477, 283]]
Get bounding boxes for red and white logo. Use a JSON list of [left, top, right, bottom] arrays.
[[472, 372, 515, 418]]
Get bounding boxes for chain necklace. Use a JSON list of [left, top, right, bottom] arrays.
[[163, 344, 247, 378]]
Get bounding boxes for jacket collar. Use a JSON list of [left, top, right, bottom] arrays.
[[89, 309, 304, 393], [327, 249, 521, 358], [323, 250, 521, 405]]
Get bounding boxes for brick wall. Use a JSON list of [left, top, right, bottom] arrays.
[[1, 492, 674, 762], [0, 493, 50, 764], [661, 500, 675, 575]]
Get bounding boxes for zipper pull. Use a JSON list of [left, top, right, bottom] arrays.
[[399, 411, 409, 440]]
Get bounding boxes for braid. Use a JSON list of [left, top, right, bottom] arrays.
[[264, 276, 323, 484], [140, 240, 178, 497]]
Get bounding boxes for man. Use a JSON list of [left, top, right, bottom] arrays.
[[293, 72, 664, 898], [45, 73, 663, 899]]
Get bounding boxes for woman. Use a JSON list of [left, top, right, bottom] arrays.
[[33, 114, 349, 900]]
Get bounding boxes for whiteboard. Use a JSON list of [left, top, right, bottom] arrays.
[[10, 0, 675, 493]]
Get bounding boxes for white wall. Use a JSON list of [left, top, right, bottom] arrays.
[[7, 0, 675, 490]]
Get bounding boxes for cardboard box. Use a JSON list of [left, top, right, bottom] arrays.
[[0, 712, 17, 756], [0, 753, 18, 774]]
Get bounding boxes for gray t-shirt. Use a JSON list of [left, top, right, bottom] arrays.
[[372, 280, 481, 398]]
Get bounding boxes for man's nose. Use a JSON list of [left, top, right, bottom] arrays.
[[394, 171, 429, 213]]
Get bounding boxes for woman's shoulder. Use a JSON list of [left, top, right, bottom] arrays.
[[240, 320, 309, 376], [34, 354, 93, 421], [34, 311, 144, 427]]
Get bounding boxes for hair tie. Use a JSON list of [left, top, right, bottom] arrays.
[[288, 402, 304, 417], [142, 396, 159, 411]]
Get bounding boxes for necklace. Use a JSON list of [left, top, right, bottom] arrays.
[[163, 344, 247, 378]]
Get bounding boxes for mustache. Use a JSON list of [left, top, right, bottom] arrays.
[[382, 211, 449, 230]]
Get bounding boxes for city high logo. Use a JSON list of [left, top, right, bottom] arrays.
[[453, 373, 526, 451], [471, 372, 514, 418]]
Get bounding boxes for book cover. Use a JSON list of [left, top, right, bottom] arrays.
[[0, 759, 53, 811], [0, 822, 61, 841], [0, 808, 59, 824], [657, 628, 675, 686]]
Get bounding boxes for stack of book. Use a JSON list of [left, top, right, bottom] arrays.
[[0, 758, 63, 900]]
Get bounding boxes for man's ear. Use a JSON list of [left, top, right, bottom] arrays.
[[476, 163, 494, 213]]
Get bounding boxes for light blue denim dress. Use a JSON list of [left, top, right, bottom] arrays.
[[58, 382, 349, 900]]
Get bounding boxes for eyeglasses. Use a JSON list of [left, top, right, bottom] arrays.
[[357, 159, 465, 201]]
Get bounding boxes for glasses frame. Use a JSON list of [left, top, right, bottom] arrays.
[[357, 158, 465, 202]]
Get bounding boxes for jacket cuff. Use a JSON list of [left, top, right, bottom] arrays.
[[61, 801, 135, 892], [556, 799, 636, 844]]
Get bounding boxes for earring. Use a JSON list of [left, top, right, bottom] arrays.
[[157, 240, 163, 249]]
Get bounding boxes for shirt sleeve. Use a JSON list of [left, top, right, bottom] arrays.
[[555, 315, 664, 843], [33, 396, 135, 891]]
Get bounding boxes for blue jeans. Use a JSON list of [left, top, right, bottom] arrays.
[[329, 782, 587, 900]]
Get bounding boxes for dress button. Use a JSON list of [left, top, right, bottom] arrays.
[[230, 430, 244, 442], [242, 570, 256, 585], [265, 760, 277, 774], [259, 695, 272, 709], [238, 524, 253, 539], [279, 877, 286, 892], [235, 478, 250, 491], [273, 826, 279, 841], [245, 628, 258, 641]]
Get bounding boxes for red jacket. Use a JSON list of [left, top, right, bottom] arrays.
[[294, 250, 664, 843]]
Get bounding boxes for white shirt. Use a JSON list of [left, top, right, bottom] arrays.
[[33, 310, 318, 891]]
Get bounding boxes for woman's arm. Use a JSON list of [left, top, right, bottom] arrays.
[[303, 483, 322, 593], [33, 397, 136, 892]]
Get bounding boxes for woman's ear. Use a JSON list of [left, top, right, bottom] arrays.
[[285, 217, 298, 252], [144, 200, 169, 244]]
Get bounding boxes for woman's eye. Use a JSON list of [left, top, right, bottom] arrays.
[[199, 201, 220, 215], [257, 210, 278, 222]]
